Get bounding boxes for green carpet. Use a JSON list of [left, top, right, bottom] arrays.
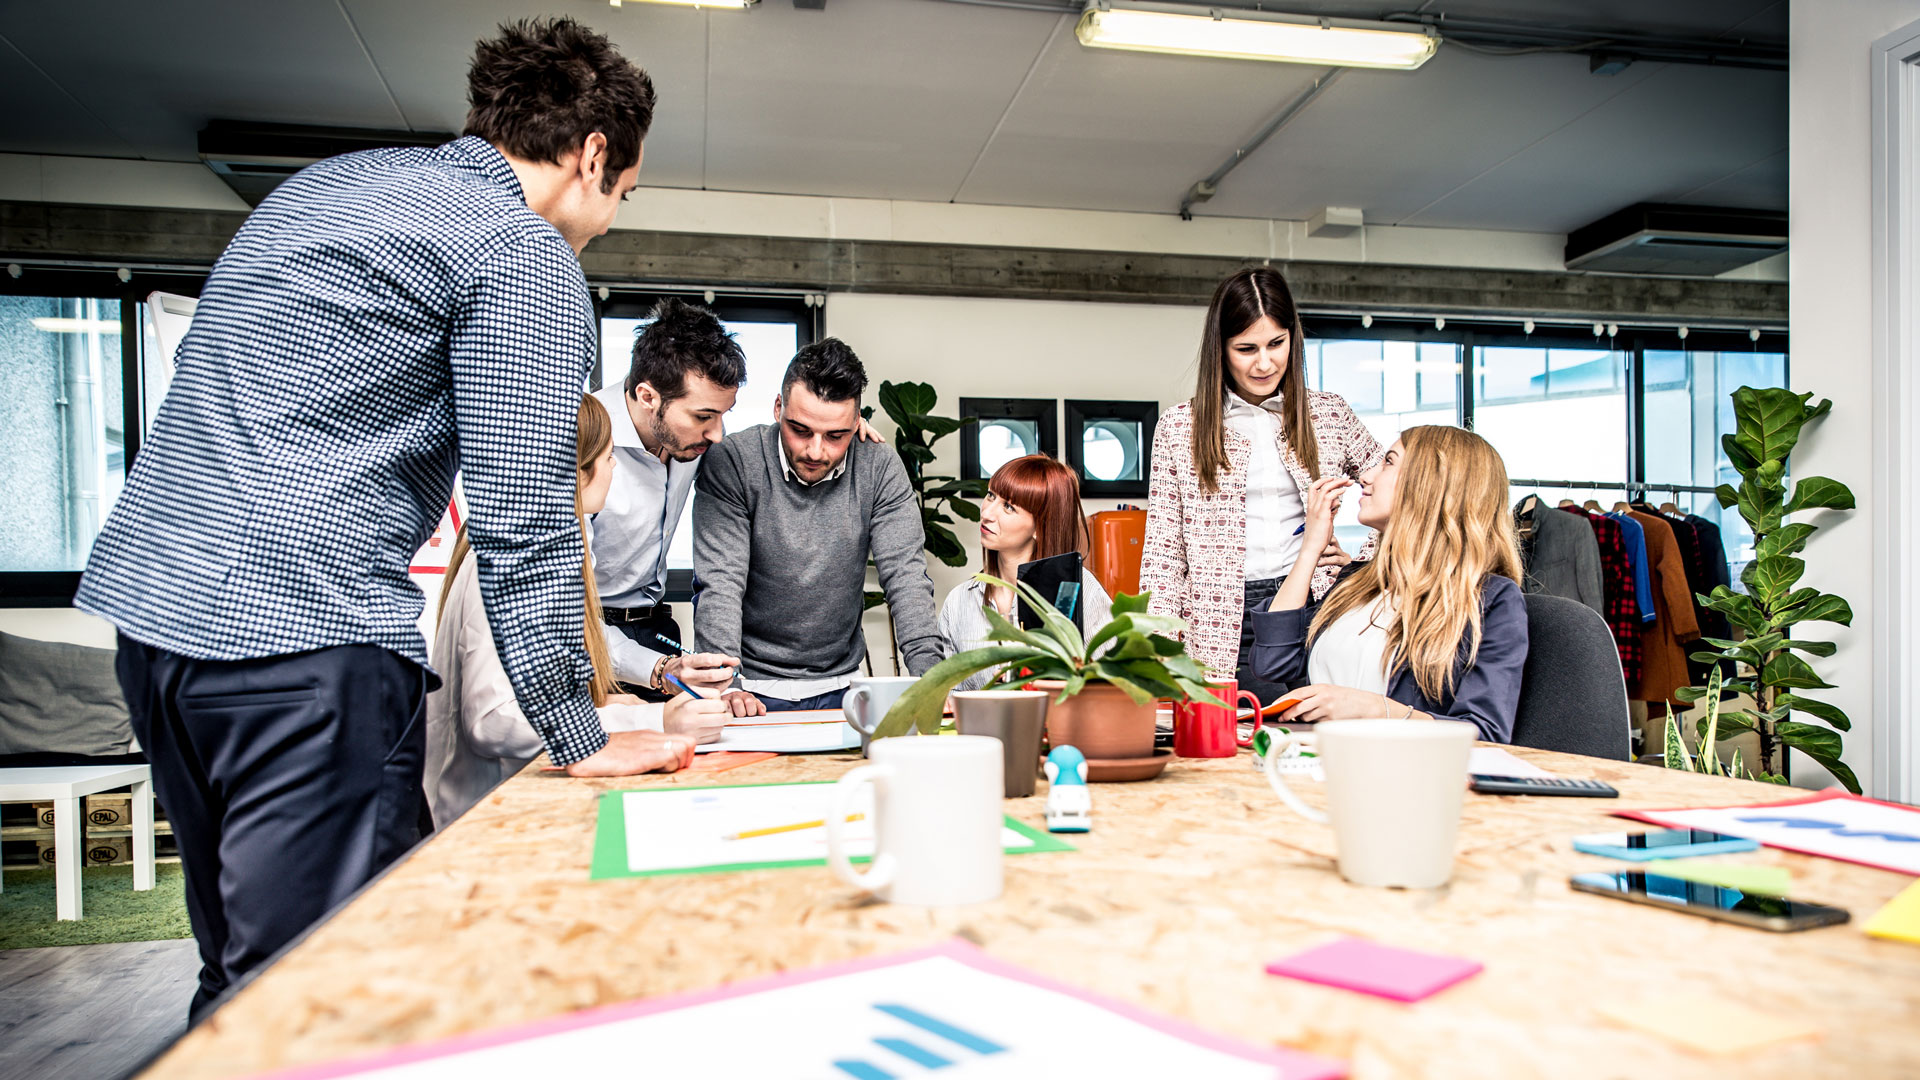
[[0, 862, 192, 950]]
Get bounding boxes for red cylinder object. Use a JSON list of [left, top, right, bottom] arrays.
[[1088, 509, 1147, 599]]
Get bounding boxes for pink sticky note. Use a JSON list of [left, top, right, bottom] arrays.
[[1266, 938, 1483, 1002]]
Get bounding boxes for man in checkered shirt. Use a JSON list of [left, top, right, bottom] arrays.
[[75, 18, 677, 1018]]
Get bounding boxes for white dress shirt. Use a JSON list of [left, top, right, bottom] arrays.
[[1307, 594, 1394, 695], [938, 573, 1114, 692], [588, 382, 699, 682], [1223, 390, 1307, 580], [425, 554, 663, 827]]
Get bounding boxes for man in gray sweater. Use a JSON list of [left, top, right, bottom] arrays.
[[692, 339, 944, 715]]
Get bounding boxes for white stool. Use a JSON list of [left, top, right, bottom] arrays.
[[0, 765, 155, 920]]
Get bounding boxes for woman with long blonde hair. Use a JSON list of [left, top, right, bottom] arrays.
[[423, 394, 728, 827], [1247, 425, 1529, 742]]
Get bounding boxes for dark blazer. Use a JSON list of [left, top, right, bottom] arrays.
[[1246, 564, 1530, 743], [1514, 496, 1604, 618]]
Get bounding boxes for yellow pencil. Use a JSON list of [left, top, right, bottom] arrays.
[[722, 813, 864, 841]]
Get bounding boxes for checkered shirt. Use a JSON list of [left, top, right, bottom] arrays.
[[75, 136, 607, 765]]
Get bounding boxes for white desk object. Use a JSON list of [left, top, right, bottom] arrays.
[[0, 765, 155, 920]]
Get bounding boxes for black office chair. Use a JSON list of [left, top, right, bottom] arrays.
[[1511, 594, 1631, 761]]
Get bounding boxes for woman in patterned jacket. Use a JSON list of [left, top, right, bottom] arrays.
[[1141, 268, 1386, 705]]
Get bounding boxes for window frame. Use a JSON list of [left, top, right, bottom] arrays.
[[0, 267, 207, 606]]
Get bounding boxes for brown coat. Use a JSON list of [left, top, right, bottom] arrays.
[[1626, 509, 1701, 705]]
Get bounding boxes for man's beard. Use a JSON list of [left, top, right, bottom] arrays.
[[648, 412, 707, 463]]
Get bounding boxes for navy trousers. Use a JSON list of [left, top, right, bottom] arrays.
[[760, 689, 848, 711], [114, 636, 429, 1020], [1236, 577, 1296, 706]]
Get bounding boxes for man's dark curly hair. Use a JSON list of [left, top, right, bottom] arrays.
[[782, 338, 868, 404], [626, 298, 747, 403], [464, 17, 656, 194]]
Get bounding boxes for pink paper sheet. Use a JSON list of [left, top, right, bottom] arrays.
[[1267, 937, 1484, 1003]]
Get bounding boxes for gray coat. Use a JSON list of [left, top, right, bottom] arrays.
[[1514, 496, 1605, 618]]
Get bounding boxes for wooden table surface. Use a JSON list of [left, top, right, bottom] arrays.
[[138, 746, 1920, 1079]]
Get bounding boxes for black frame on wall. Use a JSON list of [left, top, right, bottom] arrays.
[[1, 265, 208, 606], [957, 397, 1059, 480], [1065, 399, 1159, 498]]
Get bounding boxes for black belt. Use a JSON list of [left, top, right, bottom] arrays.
[[603, 604, 670, 624]]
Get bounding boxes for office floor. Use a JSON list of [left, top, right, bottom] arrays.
[[0, 938, 199, 1080]]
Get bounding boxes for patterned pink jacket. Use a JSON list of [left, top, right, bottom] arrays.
[[1142, 392, 1387, 680]]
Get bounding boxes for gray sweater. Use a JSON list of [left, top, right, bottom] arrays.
[[692, 424, 943, 680]]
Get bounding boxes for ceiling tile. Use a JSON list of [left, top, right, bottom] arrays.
[[701, 0, 1059, 202], [1, 0, 404, 162]]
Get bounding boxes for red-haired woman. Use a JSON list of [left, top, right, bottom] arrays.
[[939, 454, 1113, 692]]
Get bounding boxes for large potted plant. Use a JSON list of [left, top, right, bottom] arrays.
[[873, 574, 1224, 764], [1671, 387, 1858, 792]]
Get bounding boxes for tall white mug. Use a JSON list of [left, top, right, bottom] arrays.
[[1264, 719, 1475, 888], [826, 734, 1004, 906], [842, 676, 920, 757]]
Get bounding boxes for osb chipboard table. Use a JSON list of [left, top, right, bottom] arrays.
[[138, 747, 1920, 1079]]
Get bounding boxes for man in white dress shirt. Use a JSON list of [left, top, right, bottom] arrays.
[[590, 298, 749, 699]]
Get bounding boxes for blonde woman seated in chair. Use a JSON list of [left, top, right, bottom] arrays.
[[1248, 425, 1529, 743], [425, 394, 729, 826]]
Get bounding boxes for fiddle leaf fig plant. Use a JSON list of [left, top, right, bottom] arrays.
[[872, 575, 1225, 739], [1672, 387, 1858, 793]]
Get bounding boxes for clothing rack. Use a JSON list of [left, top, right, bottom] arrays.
[[1507, 479, 1720, 496]]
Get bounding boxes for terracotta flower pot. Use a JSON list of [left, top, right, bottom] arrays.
[[1029, 680, 1155, 760]]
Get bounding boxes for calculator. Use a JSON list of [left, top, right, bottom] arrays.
[[1469, 775, 1619, 798]]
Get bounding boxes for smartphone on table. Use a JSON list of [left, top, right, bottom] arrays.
[[1570, 871, 1850, 933], [1571, 828, 1760, 861]]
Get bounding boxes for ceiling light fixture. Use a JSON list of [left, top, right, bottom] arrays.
[[608, 0, 756, 9], [1076, 2, 1439, 70]]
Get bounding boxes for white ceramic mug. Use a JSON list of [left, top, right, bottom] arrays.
[[843, 676, 921, 756], [826, 735, 1004, 906], [1264, 719, 1475, 888]]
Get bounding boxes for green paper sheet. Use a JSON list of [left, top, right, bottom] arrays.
[[590, 781, 1074, 880], [1644, 859, 1792, 897]]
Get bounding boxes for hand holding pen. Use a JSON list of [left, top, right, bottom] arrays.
[[651, 631, 739, 695]]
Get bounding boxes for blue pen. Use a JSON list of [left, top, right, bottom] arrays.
[[1293, 523, 1306, 535], [660, 670, 704, 699]]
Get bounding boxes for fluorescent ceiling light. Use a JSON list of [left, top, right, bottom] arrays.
[[1077, 3, 1439, 70], [608, 0, 755, 8], [31, 317, 121, 334]]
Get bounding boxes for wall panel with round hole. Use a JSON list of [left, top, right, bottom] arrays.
[[1065, 400, 1158, 498], [959, 397, 1058, 480]]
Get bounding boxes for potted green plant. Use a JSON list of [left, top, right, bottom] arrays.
[[1673, 387, 1858, 792], [872, 574, 1225, 757]]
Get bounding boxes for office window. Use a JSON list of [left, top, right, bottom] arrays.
[[1473, 345, 1628, 511], [1644, 348, 1790, 568], [0, 297, 126, 572], [597, 295, 810, 577]]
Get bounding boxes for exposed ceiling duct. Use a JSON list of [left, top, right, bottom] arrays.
[[1564, 204, 1787, 276], [198, 121, 453, 206]]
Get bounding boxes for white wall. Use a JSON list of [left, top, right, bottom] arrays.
[[1788, 0, 1920, 795], [825, 293, 1206, 672]]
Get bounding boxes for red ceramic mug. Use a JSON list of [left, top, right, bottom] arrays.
[[1174, 680, 1263, 758]]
